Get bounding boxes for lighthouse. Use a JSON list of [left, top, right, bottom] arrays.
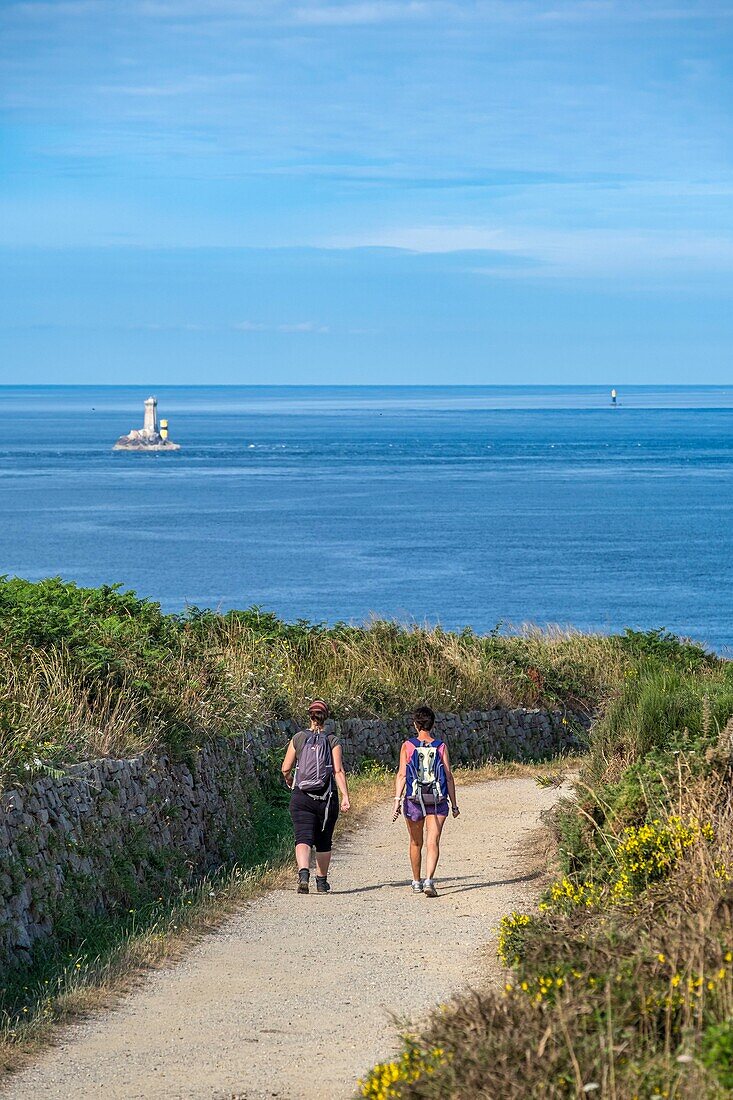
[[143, 396, 159, 434], [113, 396, 180, 451]]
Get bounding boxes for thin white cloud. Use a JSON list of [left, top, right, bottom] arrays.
[[292, 1, 439, 25], [8, 1, 270, 15], [8, 1, 104, 14], [146, 321, 207, 330], [96, 319, 332, 333], [278, 320, 330, 332], [524, 1, 733, 23], [95, 73, 251, 97], [234, 320, 330, 332], [11, 0, 729, 23], [326, 224, 733, 276], [6, 0, 441, 20]]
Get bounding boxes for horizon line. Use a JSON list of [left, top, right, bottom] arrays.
[[1, 383, 732, 391]]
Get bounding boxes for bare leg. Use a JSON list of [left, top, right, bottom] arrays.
[[295, 843, 311, 871], [315, 851, 332, 876], [424, 814, 447, 880], [405, 818, 424, 880]]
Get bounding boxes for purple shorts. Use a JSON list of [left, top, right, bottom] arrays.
[[403, 797, 449, 822]]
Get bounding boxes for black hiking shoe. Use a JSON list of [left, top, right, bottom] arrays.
[[297, 870, 310, 894], [424, 880, 438, 898], [316, 875, 331, 894]]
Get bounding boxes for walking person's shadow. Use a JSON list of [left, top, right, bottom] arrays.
[[336, 871, 541, 895]]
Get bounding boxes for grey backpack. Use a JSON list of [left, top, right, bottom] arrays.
[[294, 731, 334, 794]]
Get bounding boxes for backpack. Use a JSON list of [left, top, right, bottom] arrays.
[[405, 737, 448, 808], [294, 730, 334, 795]]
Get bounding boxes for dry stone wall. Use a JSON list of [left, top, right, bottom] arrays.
[[0, 707, 586, 972], [320, 706, 586, 769]]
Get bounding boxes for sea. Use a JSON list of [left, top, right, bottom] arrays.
[[1, 385, 732, 652]]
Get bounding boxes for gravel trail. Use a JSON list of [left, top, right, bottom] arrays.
[[5, 776, 568, 1100]]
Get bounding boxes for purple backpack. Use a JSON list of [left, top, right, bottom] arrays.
[[405, 737, 447, 808], [294, 731, 334, 794]]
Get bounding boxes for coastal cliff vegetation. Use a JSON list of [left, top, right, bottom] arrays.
[[0, 576, 626, 780], [0, 577, 730, 1094], [2, 576, 726, 1091]]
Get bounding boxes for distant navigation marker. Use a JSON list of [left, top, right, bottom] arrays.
[[611, 388, 618, 407]]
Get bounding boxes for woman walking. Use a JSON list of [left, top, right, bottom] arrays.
[[393, 705, 459, 898], [281, 699, 350, 894]]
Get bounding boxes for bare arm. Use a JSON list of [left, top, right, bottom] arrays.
[[442, 745, 460, 817], [394, 743, 408, 808], [281, 740, 297, 788], [332, 744, 350, 811]]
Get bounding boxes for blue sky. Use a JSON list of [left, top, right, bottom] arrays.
[[1, 0, 732, 384]]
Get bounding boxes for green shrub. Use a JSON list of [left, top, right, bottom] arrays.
[[591, 661, 733, 767], [0, 576, 175, 677], [617, 627, 715, 671], [701, 1017, 733, 1089], [497, 912, 536, 967]]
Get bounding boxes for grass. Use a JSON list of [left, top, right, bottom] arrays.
[[358, 656, 733, 1100], [0, 577, 628, 780]]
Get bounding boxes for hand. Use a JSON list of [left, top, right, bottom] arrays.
[[391, 802, 402, 823], [341, 798, 350, 813], [452, 805, 460, 818]]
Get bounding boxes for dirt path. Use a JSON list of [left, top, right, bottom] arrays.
[[5, 776, 569, 1100]]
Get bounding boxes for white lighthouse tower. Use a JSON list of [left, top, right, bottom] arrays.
[[143, 396, 159, 435], [113, 396, 180, 451]]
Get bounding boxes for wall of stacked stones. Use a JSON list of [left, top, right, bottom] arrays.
[[0, 707, 586, 972], [319, 706, 588, 769]]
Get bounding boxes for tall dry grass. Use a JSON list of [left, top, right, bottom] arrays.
[[1, 618, 624, 779], [0, 648, 153, 773], [214, 618, 625, 724]]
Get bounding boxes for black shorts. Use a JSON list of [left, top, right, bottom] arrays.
[[289, 786, 340, 852]]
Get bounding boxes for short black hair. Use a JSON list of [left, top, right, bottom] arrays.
[[413, 705, 435, 732]]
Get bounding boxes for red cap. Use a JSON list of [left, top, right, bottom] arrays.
[[308, 699, 329, 717]]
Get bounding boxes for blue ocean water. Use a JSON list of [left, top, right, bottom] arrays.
[[1, 385, 733, 651]]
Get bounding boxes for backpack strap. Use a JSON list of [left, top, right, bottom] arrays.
[[432, 740, 447, 798], [291, 729, 305, 788], [404, 739, 418, 800]]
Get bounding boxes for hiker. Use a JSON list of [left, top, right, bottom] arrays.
[[393, 704, 459, 898], [281, 699, 350, 895]]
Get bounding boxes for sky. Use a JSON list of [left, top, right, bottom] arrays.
[[1, 0, 732, 385]]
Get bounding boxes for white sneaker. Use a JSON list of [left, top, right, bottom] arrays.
[[411, 880, 424, 893]]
